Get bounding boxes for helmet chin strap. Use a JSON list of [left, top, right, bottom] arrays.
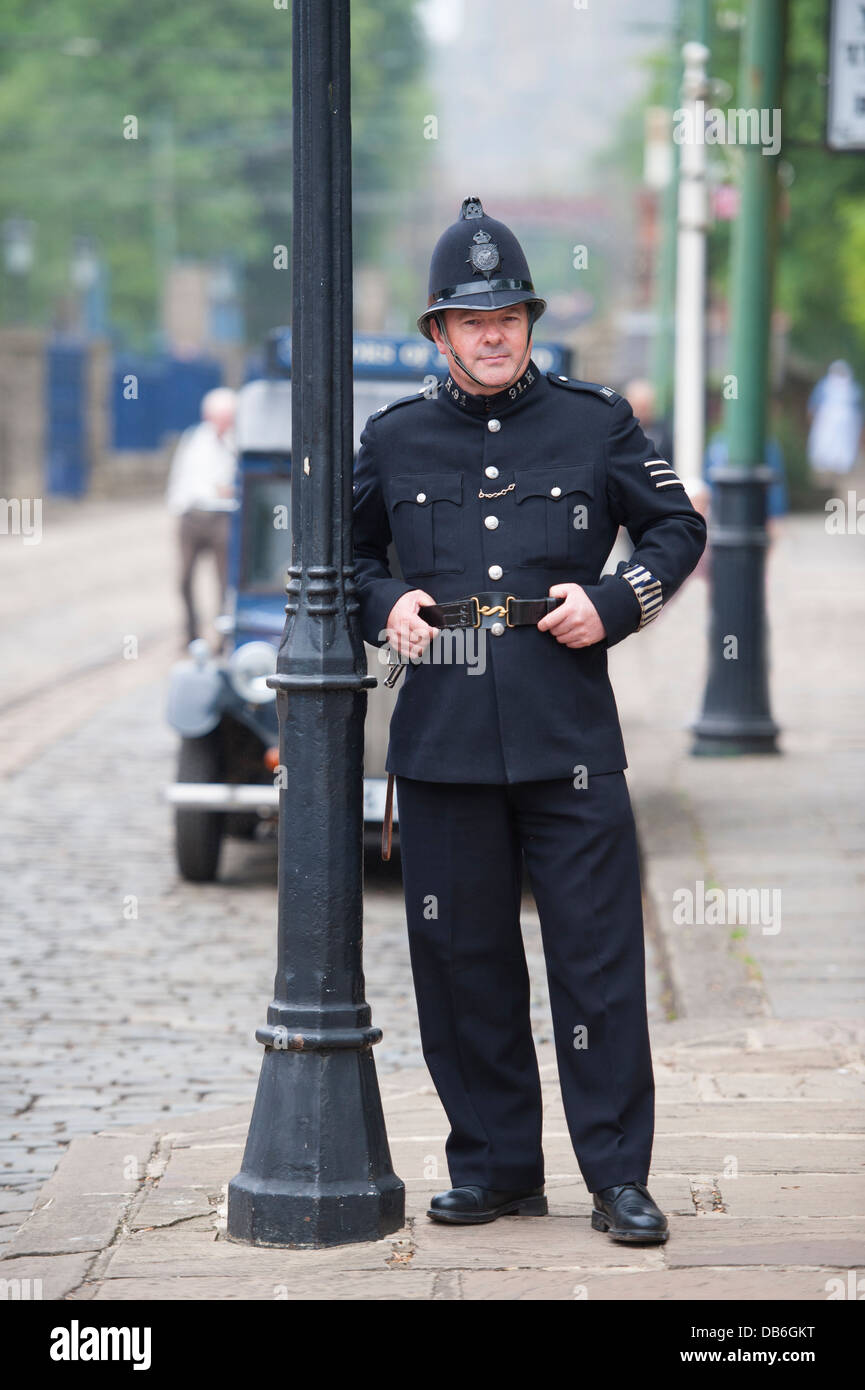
[[435, 311, 535, 393]]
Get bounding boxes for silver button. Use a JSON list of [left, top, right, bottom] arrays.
[[487, 419, 501, 432], [484, 516, 499, 531], [488, 564, 503, 580], [550, 486, 562, 498], [558, 375, 568, 381], [416, 492, 426, 503], [485, 465, 499, 479], [490, 621, 505, 637]]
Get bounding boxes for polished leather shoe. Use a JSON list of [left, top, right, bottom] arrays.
[[427, 1184, 547, 1225], [591, 1181, 669, 1243]]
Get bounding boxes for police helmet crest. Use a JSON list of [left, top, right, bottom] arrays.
[[468, 230, 500, 275]]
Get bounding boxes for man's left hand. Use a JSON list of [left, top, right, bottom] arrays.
[[537, 583, 606, 648]]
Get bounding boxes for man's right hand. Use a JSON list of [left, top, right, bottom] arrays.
[[385, 589, 439, 661]]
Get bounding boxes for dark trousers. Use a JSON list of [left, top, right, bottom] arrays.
[[394, 771, 655, 1194], [178, 509, 230, 643]]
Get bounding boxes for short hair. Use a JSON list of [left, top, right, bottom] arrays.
[[201, 387, 237, 420]]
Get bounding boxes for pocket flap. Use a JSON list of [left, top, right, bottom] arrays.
[[514, 464, 594, 503], [388, 473, 463, 508]]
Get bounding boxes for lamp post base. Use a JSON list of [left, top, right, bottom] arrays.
[[227, 1047, 405, 1248], [691, 712, 780, 757]]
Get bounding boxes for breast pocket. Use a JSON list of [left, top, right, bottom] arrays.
[[386, 473, 465, 577], [513, 464, 595, 567]]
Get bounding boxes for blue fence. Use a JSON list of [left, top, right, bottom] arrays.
[[111, 354, 223, 451]]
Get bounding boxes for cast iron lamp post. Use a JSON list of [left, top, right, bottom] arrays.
[[227, 0, 405, 1247]]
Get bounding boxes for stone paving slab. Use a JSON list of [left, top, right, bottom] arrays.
[[129, 1187, 214, 1230], [0, 1253, 94, 1301], [663, 1218, 865, 1269], [87, 1272, 442, 1300], [4, 1132, 159, 1258], [649, 1136, 864, 1173], [100, 1219, 403, 1280], [456, 1267, 854, 1301], [718, 1175, 865, 1218], [407, 1214, 666, 1271], [653, 1102, 864, 1133]]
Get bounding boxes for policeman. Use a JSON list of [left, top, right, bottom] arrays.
[[352, 197, 707, 1243]]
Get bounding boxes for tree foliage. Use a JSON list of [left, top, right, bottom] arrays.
[[0, 0, 427, 349]]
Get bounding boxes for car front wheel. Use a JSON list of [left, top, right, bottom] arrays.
[[174, 732, 225, 882]]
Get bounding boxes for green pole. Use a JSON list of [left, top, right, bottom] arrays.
[[692, 0, 786, 756], [724, 3, 784, 471]]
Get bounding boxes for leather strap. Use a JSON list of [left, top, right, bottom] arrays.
[[381, 771, 395, 861], [418, 592, 564, 630]]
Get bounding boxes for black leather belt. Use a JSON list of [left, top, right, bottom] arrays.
[[381, 591, 564, 693], [418, 591, 564, 630]]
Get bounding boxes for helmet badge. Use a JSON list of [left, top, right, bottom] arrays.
[[468, 229, 501, 276]]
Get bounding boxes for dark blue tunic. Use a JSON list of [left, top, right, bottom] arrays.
[[352, 361, 707, 783]]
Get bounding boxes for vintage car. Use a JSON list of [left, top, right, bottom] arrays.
[[164, 329, 572, 881]]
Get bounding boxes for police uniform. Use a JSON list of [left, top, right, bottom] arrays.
[[352, 199, 707, 1233]]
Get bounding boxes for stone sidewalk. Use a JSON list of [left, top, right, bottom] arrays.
[[2, 508, 863, 1299], [2, 1020, 862, 1300]]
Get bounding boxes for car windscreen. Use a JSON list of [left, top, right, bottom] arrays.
[[240, 471, 292, 592]]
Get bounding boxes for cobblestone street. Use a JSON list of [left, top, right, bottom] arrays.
[[0, 498, 666, 1232]]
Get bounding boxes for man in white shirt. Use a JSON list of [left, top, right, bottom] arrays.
[[165, 387, 238, 644]]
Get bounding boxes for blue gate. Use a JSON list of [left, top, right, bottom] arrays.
[[45, 337, 88, 497]]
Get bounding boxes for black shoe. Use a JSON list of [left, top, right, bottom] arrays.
[[591, 1181, 669, 1243], [427, 1185, 547, 1225]]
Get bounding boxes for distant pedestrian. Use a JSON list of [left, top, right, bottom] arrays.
[[165, 387, 238, 645], [806, 360, 863, 483]]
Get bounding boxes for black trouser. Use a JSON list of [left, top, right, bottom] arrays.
[[394, 772, 655, 1195]]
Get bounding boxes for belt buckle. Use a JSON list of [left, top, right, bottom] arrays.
[[505, 595, 518, 627], [469, 596, 481, 629]]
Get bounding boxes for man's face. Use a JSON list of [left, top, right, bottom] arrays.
[[430, 303, 531, 393], [208, 407, 234, 436]]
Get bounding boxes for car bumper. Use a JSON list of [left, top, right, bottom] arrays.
[[164, 777, 396, 823]]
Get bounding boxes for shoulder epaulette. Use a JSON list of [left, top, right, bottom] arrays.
[[369, 389, 429, 421], [547, 372, 621, 406]]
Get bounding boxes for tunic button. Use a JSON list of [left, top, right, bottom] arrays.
[[488, 564, 503, 580], [550, 486, 562, 498], [487, 419, 501, 432], [490, 621, 505, 636], [485, 466, 499, 479], [416, 492, 426, 503], [484, 516, 499, 530]]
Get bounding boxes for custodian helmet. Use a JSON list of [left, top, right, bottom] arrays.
[[417, 196, 546, 390], [417, 196, 546, 341]]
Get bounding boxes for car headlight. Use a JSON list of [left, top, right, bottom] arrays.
[[227, 641, 278, 703]]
